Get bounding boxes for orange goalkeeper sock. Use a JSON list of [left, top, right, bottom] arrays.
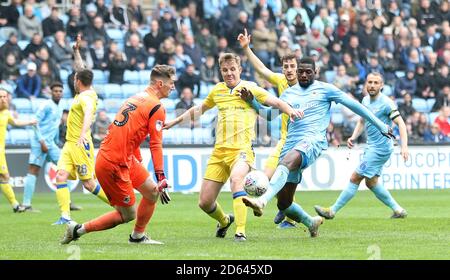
[[84, 211, 124, 233], [133, 197, 156, 234]]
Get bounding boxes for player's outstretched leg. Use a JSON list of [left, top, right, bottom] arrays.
[[315, 181, 360, 219], [369, 183, 407, 218], [284, 202, 323, 237], [232, 191, 248, 242], [1, 180, 25, 213], [22, 173, 37, 211], [54, 181, 71, 225]]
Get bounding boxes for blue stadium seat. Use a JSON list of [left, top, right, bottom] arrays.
[[412, 98, 429, 113], [325, 70, 336, 83], [93, 84, 105, 98], [60, 69, 69, 81], [92, 69, 106, 84], [382, 84, 393, 96], [5, 132, 13, 146], [427, 98, 436, 110], [103, 98, 125, 113], [192, 128, 214, 144], [172, 128, 193, 144], [270, 116, 282, 140], [121, 84, 141, 98], [32, 98, 47, 113], [12, 98, 32, 113], [106, 28, 124, 44], [428, 112, 439, 124], [107, 113, 116, 123], [10, 129, 31, 145], [147, 56, 155, 68], [199, 82, 210, 98], [200, 110, 216, 128], [330, 102, 343, 113], [160, 99, 175, 111], [104, 84, 123, 99], [331, 112, 344, 126], [62, 84, 72, 98], [139, 70, 152, 84], [0, 83, 15, 94], [124, 70, 140, 84], [138, 27, 150, 39], [18, 113, 34, 121], [18, 40, 28, 50], [97, 99, 105, 111]]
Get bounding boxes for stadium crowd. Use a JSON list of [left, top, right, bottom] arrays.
[[0, 0, 449, 146]]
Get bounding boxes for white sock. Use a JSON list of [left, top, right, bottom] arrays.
[[77, 224, 87, 236], [131, 231, 144, 239]]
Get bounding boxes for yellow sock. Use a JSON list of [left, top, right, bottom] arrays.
[[55, 182, 70, 218], [0, 183, 19, 207], [90, 184, 109, 204], [233, 195, 247, 235], [207, 202, 228, 227]]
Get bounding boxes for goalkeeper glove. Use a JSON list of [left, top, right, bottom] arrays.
[[155, 171, 171, 205]]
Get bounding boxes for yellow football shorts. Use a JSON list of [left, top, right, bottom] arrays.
[[265, 139, 285, 170], [204, 147, 255, 183], [57, 141, 95, 180], [0, 150, 8, 174]]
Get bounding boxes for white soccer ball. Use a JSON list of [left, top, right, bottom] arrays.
[[243, 170, 269, 197]]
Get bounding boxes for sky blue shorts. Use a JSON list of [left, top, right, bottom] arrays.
[[355, 147, 392, 178], [29, 140, 61, 167]]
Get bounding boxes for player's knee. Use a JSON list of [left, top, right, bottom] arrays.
[[350, 173, 363, 185], [198, 200, 212, 212], [119, 208, 136, 223], [277, 200, 292, 211]]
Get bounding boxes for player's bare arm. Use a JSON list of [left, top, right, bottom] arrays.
[[237, 28, 273, 80], [348, 118, 365, 149], [72, 34, 86, 72], [164, 103, 211, 129], [393, 116, 409, 162], [9, 118, 37, 127]]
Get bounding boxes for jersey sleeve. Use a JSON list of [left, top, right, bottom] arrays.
[[7, 110, 14, 124], [250, 84, 269, 104], [386, 98, 400, 120], [268, 73, 285, 87], [147, 104, 166, 174], [34, 103, 48, 141]]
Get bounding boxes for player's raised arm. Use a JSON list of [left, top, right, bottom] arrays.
[[237, 87, 277, 121], [8, 116, 36, 127], [164, 103, 211, 129], [237, 28, 274, 80], [330, 86, 392, 138], [261, 91, 303, 121], [72, 34, 86, 72]]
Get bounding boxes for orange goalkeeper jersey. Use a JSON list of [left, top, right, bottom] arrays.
[[99, 89, 166, 173]]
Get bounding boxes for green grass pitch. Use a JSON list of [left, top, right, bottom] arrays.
[[0, 190, 449, 260]]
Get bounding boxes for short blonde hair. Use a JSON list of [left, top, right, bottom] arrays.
[[218, 53, 241, 67]]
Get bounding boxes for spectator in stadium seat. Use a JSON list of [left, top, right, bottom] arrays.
[[107, 51, 129, 84], [38, 62, 59, 98], [227, 11, 251, 51], [158, 9, 178, 39], [285, 0, 309, 27], [436, 23, 449, 54], [0, 53, 20, 83], [42, 6, 64, 38], [326, 122, 342, 147], [251, 19, 277, 67], [423, 123, 450, 143], [18, 4, 43, 40], [176, 64, 201, 97], [36, 47, 60, 80], [15, 62, 41, 99], [23, 33, 49, 61], [173, 44, 193, 76], [52, 31, 73, 71], [0, 32, 23, 62], [432, 85, 450, 112], [126, 0, 146, 26], [365, 54, 384, 76], [183, 34, 204, 70], [85, 16, 111, 46], [334, 65, 357, 94], [58, 109, 69, 147], [95, 0, 111, 25], [175, 23, 192, 46], [398, 93, 416, 120], [344, 35, 365, 65], [290, 13, 308, 38], [0, 5, 9, 28], [196, 25, 218, 58], [143, 20, 164, 56], [93, 109, 111, 144], [216, 37, 232, 59], [414, 64, 432, 99], [124, 20, 142, 44], [175, 87, 197, 128], [434, 106, 450, 137], [124, 34, 147, 71], [66, 5, 89, 41], [218, 0, 244, 36], [377, 27, 396, 55], [357, 19, 378, 54], [418, 0, 439, 28], [378, 48, 397, 84], [90, 39, 109, 71], [200, 56, 220, 85], [156, 36, 175, 65], [5, 0, 21, 29], [395, 69, 417, 98], [177, 6, 198, 36], [110, 0, 129, 28]]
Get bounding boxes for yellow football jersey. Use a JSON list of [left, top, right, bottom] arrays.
[[268, 73, 290, 142], [203, 80, 269, 149], [66, 89, 98, 143], [0, 110, 13, 150]]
